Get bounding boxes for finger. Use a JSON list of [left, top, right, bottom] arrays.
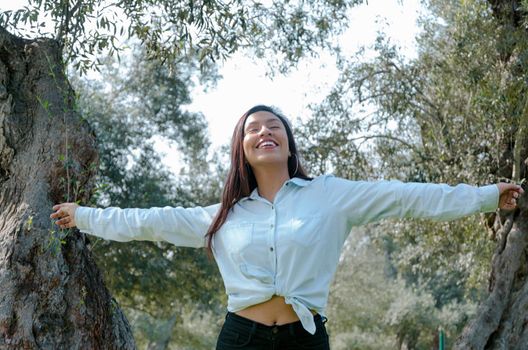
[[502, 183, 523, 194], [63, 220, 75, 229], [56, 217, 70, 225], [52, 204, 62, 211], [512, 185, 524, 194]]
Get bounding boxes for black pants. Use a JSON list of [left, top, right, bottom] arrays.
[[216, 312, 330, 350]]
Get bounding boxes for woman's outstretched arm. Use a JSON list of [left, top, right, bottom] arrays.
[[50, 202, 219, 248], [323, 175, 523, 226]]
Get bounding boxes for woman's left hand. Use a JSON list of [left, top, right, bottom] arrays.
[[497, 183, 524, 210]]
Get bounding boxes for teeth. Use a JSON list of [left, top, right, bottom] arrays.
[[258, 141, 276, 148]]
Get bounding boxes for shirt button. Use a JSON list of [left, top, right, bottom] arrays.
[[270, 247, 274, 252], [270, 224, 274, 228]]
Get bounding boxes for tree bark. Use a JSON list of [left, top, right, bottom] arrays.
[[0, 26, 135, 349]]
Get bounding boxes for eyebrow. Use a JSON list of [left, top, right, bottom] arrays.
[[245, 118, 282, 127]]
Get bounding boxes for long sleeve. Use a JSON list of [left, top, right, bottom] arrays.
[[75, 204, 220, 248], [323, 175, 499, 226]]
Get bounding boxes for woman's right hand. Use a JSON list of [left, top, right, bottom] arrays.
[[50, 202, 80, 229]]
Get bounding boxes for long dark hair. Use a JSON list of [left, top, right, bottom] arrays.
[[205, 105, 311, 256]]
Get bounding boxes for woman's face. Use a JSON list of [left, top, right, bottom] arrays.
[[242, 111, 290, 171]]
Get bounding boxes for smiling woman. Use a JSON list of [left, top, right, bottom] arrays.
[[50, 104, 523, 350], [242, 111, 292, 196]]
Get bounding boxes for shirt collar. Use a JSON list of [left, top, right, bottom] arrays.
[[243, 177, 311, 201], [287, 177, 311, 187]]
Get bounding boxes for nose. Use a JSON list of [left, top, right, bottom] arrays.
[[258, 125, 272, 136]]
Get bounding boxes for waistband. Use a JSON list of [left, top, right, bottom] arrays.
[[225, 312, 326, 335]]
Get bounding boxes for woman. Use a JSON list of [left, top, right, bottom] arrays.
[[51, 105, 523, 349]]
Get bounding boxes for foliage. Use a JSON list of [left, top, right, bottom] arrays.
[[327, 226, 479, 349], [1, 0, 363, 74], [327, 227, 399, 349]]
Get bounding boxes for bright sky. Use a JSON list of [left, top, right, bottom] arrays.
[[188, 0, 422, 147], [2, 0, 423, 174]]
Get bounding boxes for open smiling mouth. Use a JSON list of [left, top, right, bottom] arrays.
[[256, 140, 278, 149]]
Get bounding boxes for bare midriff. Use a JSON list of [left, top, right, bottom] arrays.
[[235, 295, 318, 326]]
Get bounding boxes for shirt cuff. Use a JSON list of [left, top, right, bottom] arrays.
[[479, 184, 499, 213], [75, 206, 93, 234]]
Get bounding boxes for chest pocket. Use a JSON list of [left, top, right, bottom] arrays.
[[287, 215, 323, 247], [220, 222, 253, 258]]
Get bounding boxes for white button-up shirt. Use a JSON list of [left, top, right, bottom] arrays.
[[75, 174, 499, 334]]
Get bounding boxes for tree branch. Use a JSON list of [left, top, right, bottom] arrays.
[[349, 133, 431, 161], [56, 0, 83, 45], [512, 91, 528, 182]]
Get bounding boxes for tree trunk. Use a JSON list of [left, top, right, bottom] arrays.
[[0, 26, 135, 349], [454, 207, 528, 349], [454, 3, 528, 348]]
